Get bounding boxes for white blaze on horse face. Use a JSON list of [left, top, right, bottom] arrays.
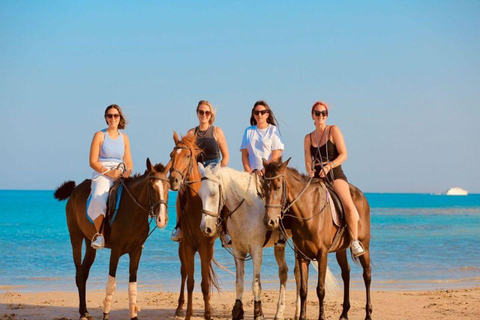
[[154, 180, 168, 228], [199, 180, 219, 236], [176, 149, 181, 155]]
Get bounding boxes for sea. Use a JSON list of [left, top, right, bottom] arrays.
[[0, 190, 479, 293]]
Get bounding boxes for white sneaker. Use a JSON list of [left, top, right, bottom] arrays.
[[220, 233, 232, 248], [91, 234, 104, 250], [171, 228, 183, 242], [351, 240, 365, 257]]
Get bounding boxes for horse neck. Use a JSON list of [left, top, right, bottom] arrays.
[[124, 174, 150, 218], [285, 169, 327, 219], [185, 161, 201, 201], [219, 167, 256, 209]]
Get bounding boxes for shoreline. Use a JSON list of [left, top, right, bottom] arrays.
[[1, 287, 479, 320]]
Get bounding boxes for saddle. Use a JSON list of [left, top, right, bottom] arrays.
[[105, 180, 123, 226], [326, 185, 351, 252]]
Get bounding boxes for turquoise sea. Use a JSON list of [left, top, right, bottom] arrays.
[[0, 190, 479, 292]]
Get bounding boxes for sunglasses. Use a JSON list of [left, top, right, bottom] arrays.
[[198, 110, 211, 116], [253, 110, 269, 116], [106, 114, 120, 119], [312, 110, 328, 117]]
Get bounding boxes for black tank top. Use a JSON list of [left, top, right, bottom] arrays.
[[195, 126, 220, 163], [309, 127, 348, 183]]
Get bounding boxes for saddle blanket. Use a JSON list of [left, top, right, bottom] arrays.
[[86, 185, 123, 226], [326, 189, 359, 227]]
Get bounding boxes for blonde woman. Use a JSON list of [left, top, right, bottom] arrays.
[[171, 100, 230, 242]]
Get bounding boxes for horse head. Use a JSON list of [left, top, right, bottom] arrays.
[[146, 158, 170, 228], [168, 131, 201, 191], [262, 157, 290, 230], [198, 163, 224, 237]]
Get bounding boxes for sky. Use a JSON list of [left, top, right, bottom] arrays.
[[1, 1, 479, 193]]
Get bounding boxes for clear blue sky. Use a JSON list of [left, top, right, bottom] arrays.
[[1, 1, 479, 193]]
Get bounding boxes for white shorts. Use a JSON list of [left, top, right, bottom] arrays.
[[86, 161, 119, 223]]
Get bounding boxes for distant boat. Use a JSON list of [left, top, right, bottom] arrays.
[[445, 187, 468, 196]]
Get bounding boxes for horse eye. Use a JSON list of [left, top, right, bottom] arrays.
[[274, 186, 281, 191]]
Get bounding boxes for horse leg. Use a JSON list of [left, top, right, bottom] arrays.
[[297, 256, 310, 320], [128, 247, 143, 320], [316, 252, 329, 320], [185, 245, 196, 320], [198, 244, 214, 320], [336, 250, 351, 320], [273, 245, 288, 320], [103, 250, 121, 320], [80, 242, 97, 320], [232, 248, 246, 320], [176, 242, 187, 317], [70, 232, 89, 320], [294, 258, 301, 320], [359, 249, 372, 320], [251, 247, 264, 320]]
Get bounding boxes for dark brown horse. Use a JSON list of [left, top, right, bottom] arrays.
[[262, 158, 372, 320], [168, 132, 218, 320], [54, 159, 170, 320]]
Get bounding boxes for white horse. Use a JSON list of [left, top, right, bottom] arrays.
[[198, 164, 294, 320]]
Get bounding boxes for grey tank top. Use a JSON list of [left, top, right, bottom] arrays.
[[195, 126, 220, 163]]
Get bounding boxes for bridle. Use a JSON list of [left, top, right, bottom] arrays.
[[200, 173, 253, 227], [263, 171, 313, 218], [120, 173, 170, 218], [169, 145, 202, 189]]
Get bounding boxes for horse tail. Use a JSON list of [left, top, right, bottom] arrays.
[[312, 262, 339, 296], [54, 181, 76, 200], [210, 257, 222, 292]]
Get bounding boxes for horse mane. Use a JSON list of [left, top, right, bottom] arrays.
[[178, 134, 202, 159], [126, 163, 167, 181], [265, 158, 325, 187], [204, 165, 259, 207]]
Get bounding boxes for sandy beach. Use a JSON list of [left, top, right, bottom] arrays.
[[1, 287, 479, 320]]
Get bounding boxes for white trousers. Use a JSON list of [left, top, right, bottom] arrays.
[[87, 161, 118, 222]]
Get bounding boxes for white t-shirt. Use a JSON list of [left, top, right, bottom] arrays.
[[240, 124, 284, 170]]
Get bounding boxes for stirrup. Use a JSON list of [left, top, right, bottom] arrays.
[[275, 233, 286, 248], [170, 228, 183, 242], [220, 232, 232, 248], [91, 233, 105, 250]]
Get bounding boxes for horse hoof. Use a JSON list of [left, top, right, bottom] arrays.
[[103, 312, 109, 320], [204, 311, 212, 320], [131, 317, 139, 320], [232, 299, 244, 320], [175, 308, 184, 317]]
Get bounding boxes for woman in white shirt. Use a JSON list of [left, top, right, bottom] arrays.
[[240, 100, 286, 246], [240, 100, 284, 175]]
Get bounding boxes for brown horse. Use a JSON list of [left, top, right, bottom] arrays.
[[54, 159, 170, 320], [262, 158, 372, 320], [168, 132, 218, 320]]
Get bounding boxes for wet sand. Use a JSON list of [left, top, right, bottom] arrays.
[[1, 287, 479, 320]]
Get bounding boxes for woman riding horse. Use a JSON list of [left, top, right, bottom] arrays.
[[88, 104, 133, 249], [170, 100, 230, 244]]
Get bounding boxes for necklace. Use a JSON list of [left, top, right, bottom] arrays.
[[196, 126, 210, 138]]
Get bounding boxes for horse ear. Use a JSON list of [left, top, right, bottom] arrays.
[[146, 158, 153, 172], [198, 162, 205, 176], [262, 158, 268, 169], [279, 157, 291, 172], [173, 131, 179, 145]]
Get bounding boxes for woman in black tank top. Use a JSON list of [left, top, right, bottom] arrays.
[[170, 100, 231, 243], [303, 101, 365, 257]]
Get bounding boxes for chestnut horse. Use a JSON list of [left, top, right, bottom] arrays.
[[262, 158, 372, 320], [54, 159, 170, 320], [168, 132, 218, 320]]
